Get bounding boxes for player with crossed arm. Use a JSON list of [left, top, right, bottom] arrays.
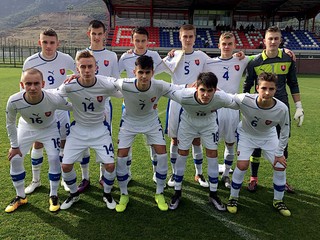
[[114, 55, 185, 213], [76, 20, 120, 193], [244, 26, 304, 193], [118, 27, 163, 183], [57, 50, 121, 210], [227, 72, 291, 217], [167, 72, 238, 211], [22, 28, 75, 194], [204, 32, 252, 188], [5, 68, 72, 213]]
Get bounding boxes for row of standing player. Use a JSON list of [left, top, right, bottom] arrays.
[[5, 21, 304, 216]]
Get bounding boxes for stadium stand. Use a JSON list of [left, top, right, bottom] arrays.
[[111, 26, 320, 50]]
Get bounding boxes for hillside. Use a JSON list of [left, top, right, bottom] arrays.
[[0, 0, 108, 47]]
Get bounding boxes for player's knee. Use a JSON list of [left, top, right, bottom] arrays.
[[192, 138, 201, 145], [237, 161, 249, 171], [206, 149, 217, 158], [225, 142, 234, 147], [153, 145, 166, 154], [33, 142, 44, 149], [62, 164, 73, 173], [273, 166, 286, 171], [178, 149, 189, 156], [104, 163, 115, 172], [118, 148, 130, 157], [171, 138, 178, 145]]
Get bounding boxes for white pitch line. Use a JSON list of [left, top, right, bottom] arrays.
[[266, 190, 320, 207], [184, 191, 273, 240]]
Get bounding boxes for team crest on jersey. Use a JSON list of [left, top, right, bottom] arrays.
[[234, 65, 240, 71], [150, 97, 156, 102], [237, 151, 240, 156], [60, 69, 66, 75], [265, 120, 272, 125], [153, 104, 158, 110], [104, 60, 109, 67], [195, 59, 200, 65], [45, 111, 52, 117], [97, 96, 103, 102], [281, 65, 286, 71]]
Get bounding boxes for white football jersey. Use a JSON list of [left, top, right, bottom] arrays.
[[118, 50, 163, 77], [163, 50, 210, 85], [204, 56, 250, 94], [168, 88, 238, 121], [113, 78, 181, 126], [86, 47, 119, 78], [6, 90, 72, 147], [23, 51, 76, 89], [234, 93, 290, 156], [57, 76, 119, 126]]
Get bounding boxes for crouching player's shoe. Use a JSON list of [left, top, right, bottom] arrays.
[[273, 200, 291, 217], [77, 179, 90, 194], [49, 195, 60, 212], [226, 198, 238, 214], [209, 191, 226, 211], [5, 196, 28, 213], [61, 192, 80, 210], [167, 174, 175, 188], [25, 180, 41, 194], [155, 194, 168, 211], [103, 192, 116, 210], [169, 190, 181, 210], [194, 174, 209, 188], [221, 175, 231, 188], [247, 177, 258, 192], [116, 194, 129, 213]]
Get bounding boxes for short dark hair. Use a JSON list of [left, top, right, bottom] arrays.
[[265, 26, 282, 37], [41, 28, 58, 39], [135, 55, 153, 70], [257, 72, 278, 85], [196, 72, 218, 89], [88, 20, 106, 32], [132, 27, 149, 39]]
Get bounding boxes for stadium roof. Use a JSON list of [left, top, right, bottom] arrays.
[[103, 0, 320, 19]]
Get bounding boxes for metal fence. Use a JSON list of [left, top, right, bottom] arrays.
[[0, 45, 84, 67]]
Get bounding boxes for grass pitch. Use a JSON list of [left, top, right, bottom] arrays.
[[0, 67, 319, 240]]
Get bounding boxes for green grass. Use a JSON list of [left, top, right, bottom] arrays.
[[0, 67, 320, 240]]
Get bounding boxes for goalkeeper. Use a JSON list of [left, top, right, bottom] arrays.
[[243, 26, 304, 194]]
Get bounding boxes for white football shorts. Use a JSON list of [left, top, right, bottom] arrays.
[[63, 121, 114, 165]]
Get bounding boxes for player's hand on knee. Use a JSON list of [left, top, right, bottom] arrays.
[[8, 147, 22, 161], [273, 155, 287, 169], [293, 101, 304, 127]]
